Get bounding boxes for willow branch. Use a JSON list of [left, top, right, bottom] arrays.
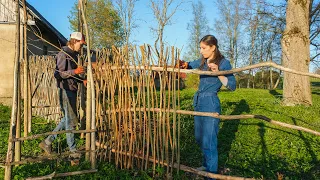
[[25, 169, 97, 180], [107, 62, 320, 78], [10, 129, 96, 142], [104, 108, 320, 137], [3, 149, 95, 166], [96, 142, 253, 180]]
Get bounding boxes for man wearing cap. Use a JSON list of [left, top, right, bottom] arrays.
[[39, 32, 87, 165]]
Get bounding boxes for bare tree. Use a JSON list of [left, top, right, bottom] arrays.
[[114, 0, 138, 47], [150, 0, 183, 65], [214, 0, 245, 68], [282, 0, 312, 105], [261, 1, 320, 69], [242, 0, 284, 89], [309, 0, 320, 67], [184, 0, 211, 61], [244, 0, 260, 88]]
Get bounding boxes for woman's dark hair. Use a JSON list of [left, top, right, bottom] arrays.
[[199, 35, 224, 70]]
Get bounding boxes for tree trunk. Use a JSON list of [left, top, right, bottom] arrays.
[[269, 52, 273, 90], [273, 76, 280, 89], [282, 0, 312, 106]]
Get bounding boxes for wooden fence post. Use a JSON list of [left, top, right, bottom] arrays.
[[79, 0, 96, 168], [22, 0, 29, 137], [5, 0, 20, 179]]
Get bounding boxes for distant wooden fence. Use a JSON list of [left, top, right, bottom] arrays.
[[25, 56, 61, 122]]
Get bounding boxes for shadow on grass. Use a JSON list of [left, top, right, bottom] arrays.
[[269, 90, 282, 99], [261, 108, 320, 129], [291, 117, 320, 178], [310, 81, 320, 96], [258, 122, 269, 176], [257, 120, 320, 179], [218, 99, 249, 171], [227, 151, 320, 179], [220, 123, 320, 179], [312, 91, 320, 96], [311, 81, 320, 87]]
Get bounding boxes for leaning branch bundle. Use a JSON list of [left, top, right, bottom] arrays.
[[25, 169, 97, 180]]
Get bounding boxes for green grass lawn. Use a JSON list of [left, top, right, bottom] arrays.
[[1, 85, 320, 179], [179, 87, 320, 179]]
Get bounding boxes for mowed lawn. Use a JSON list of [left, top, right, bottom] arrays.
[[0, 80, 319, 179]]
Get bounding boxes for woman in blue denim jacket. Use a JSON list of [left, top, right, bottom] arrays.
[[179, 35, 236, 177]]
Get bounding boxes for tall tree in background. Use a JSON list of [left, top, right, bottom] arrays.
[[244, 0, 260, 88], [150, 0, 183, 64], [282, 0, 312, 105], [69, 0, 124, 48], [114, 0, 138, 46], [309, 0, 320, 67], [215, 0, 245, 68], [255, 4, 284, 89], [240, 0, 285, 89], [184, 0, 211, 61]]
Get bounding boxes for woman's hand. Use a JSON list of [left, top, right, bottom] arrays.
[[208, 63, 228, 86], [175, 60, 188, 69], [208, 63, 219, 72]]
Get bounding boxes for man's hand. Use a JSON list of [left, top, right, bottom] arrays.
[[83, 80, 87, 87], [74, 66, 85, 75]]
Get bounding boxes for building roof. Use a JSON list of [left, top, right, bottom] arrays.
[[24, 1, 67, 45]]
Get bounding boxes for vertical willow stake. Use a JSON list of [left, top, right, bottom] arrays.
[[78, 0, 85, 140], [79, 0, 90, 162], [15, 71, 21, 164], [171, 46, 176, 174], [79, 0, 96, 168], [176, 49, 181, 173], [22, 0, 28, 138], [28, 67, 32, 133], [5, 1, 20, 179]]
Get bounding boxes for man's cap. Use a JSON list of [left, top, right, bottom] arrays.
[[70, 32, 86, 44]]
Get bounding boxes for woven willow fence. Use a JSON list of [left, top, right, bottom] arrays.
[[23, 46, 188, 177], [93, 46, 182, 174], [26, 56, 61, 121]]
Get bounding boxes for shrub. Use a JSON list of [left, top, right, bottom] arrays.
[[184, 74, 199, 89]]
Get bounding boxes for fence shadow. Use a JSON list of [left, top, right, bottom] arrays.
[[218, 99, 250, 172]]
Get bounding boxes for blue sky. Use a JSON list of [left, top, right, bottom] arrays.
[[28, 0, 317, 71], [27, 0, 217, 56]]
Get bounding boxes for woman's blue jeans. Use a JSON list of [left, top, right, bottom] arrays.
[[194, 116, 219, 173], [194, 92, 220, 177], [45, 89, 78, 152]]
